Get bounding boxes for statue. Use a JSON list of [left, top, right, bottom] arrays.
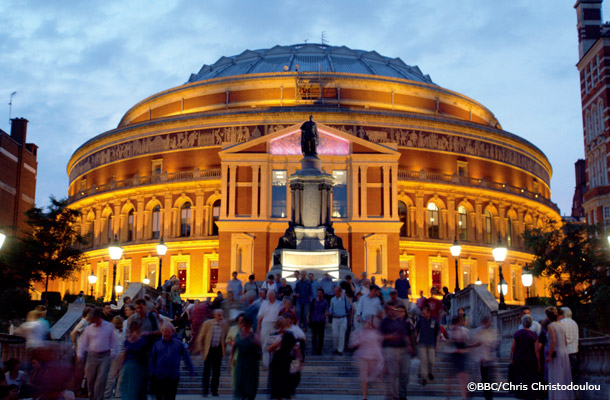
[[300, 115, 319, 156], [324, 226, 344, 250], [277, 223, 297, 249]]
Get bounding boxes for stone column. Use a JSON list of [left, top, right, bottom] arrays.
[[475, 200, 483, 242], [260, 163, 269, 219], [221, 164, 229, 219], [94, 206, 102, 247], [252, 166, 259, 218], [360, 166, 368, 218], [447, 196, 456, 239], [164, 193, 172, 239], [203, 205, 211, 236], [351, 163, 360, 219], [228, 166, 236, 218], [383, 166, 390, 219], [113, 202, 121, 240], [195, 192, 205, 237], [136, 197, 145, 241], [440, 209, 448, 239], [391, 167, 398, 220], [416, 192, 424, 238]]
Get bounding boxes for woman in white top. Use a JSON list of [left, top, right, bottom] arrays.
[[4, 358, 26, 389], [15, 310, 47, 349]]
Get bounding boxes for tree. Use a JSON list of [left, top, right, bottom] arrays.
[[523, 221, 610, 333], [10, 197, 85, 301]]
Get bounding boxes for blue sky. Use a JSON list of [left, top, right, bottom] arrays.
[[0, 1, 599, 215]]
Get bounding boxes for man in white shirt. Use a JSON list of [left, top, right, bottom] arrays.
[[517, 306, 541, 336], [356, 285, 382, 324], [560, 307, 579, 377], [329, 286, 351, 355], [257, 290, 281, 367], [260, 274, 278, 295], [78, 307, 118, 400]]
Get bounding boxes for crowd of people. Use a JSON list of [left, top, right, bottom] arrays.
[[0, 270, 582, 400]]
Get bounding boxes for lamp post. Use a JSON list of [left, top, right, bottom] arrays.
[[143, 276, 150, 286], [521, 264, 533, 300], [88, 271, 97, 297], [108, 236, 123, 304], [116, 281, 124, 297], [450, 237, 461, 293], [492, 237, 508, 310], [0, 230, 6, 250], [156, 237, 167, 290]]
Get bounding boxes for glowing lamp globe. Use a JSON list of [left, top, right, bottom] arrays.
[[450, 238, 461, 257], [143, 277, 150, 285], [521, 268, 533, 288], [492, 239, 507, 263], [0, 230, 5, 250], [497, 278, 508, 296], [108, 237, 123, 261], [156, 237, 167, 256], [88, 273, 98, 285], [116, 282, 124, 294]]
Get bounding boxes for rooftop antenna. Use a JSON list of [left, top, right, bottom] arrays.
[[321, 31, 328, 45], [8, 91, 16, 126]]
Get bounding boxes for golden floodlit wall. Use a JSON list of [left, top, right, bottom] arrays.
[[57, 45, 559, 302]]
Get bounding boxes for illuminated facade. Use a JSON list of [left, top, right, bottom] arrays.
[[62, 44, 559, 302]]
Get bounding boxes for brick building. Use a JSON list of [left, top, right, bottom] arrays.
[[0, 118, 37, 236]]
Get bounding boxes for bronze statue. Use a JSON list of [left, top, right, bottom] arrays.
[[277, 223, 297, 249], [300, 115, 319, 156]]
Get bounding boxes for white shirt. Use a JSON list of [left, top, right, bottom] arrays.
[[257, 299, 281, 325], [261, 281, 277, 294], [356, 295, 382, 321], [287, 325, 306, 340], [560, 317, 579, 354], [78, 320, 118, 359], [518, 319, 541, 337]]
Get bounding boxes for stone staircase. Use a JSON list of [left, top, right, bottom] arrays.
[[178, 323, 512, 397]]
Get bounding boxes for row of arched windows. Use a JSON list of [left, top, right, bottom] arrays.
[[585, 99, 605, 143], [83, 200, 221, 247], [397, 200, 524, 247]]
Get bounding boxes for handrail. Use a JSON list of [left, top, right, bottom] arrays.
[[69, 168, 221, 203], [398, 169, 559, 212]]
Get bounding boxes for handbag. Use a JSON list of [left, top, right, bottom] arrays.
[[289, 358, 301, 374]]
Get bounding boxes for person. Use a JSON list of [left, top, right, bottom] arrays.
[[416, 304, 440, 386], [104, 316, 125, 399], [222, 290, 242, 321], [122, 304, 135, 334], [394, 270, 411, 304], [267, 316, 299, 400], [274, 274, 282, 293], [102, 303, 113, 322], [309, 288, 329, 355], [545, 307, 573, 400], [319, 273, 336, 304], [211, 291, 224, 310], [15, 309, 48, 349], [232, 317, 261, 400], [471, 315, 499, 400], [385, 289, 400, 307], [253, 288, 267, 307], [380, 303, 414, 400], [228, 271, 243, 299], [70, 307, 92, 351], [162, 275, 176, 292], [243, 274, 259, 296], [290, 271, 300, 293], [356, 285, 382, 325], [457, 307, 469, 327], [425, 287, 445, 323], [128, 299, 161, 340], [356, 278, 370, 297], [226, 314, 245, 362], [329, 286, 351, 355], [277, 278, 293, 301], [155, 292, 168, 316], [295, 272, 312, 330], [340, 275, 356, 300], [118, 297, 132, 318], [308, 273, 320, 299], [150, 324, 195, 400], [243, 292, 261, 333], [416, 290, 426, 309], [261, 274, 278, 295], [196, 309, 229, 397], [77, 307, 118, 400], [278, 298, 298, 323], [380, 279, 391, 302], [189, 300, 210, 350], [74, 291, 86, 304], [116, 319, 149, 400], [510, 314, 540, 400], [559, 307, 579, 379], [6, 384, 19, 400], [349, 317, 384, 400], [448, 315, 470, 400], [257, 290, 282, 367], [170, 284, 182, 318], [3, 359, 25, 390], [441, 286, 451, 314], [517, 306, 541, 336]]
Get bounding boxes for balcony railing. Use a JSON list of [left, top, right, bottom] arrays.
[[398, 169, 559, 212], [69, 168, 221, 203]]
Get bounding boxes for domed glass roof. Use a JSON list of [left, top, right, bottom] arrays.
[[187, 44, 435, 85]]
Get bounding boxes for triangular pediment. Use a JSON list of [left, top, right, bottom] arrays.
[[220, 122, 399, 156]]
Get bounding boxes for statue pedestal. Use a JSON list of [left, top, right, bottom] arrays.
[[270, 248, 350, 280]]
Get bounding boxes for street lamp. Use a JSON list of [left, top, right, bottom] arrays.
[[143, 276, 150, 286], [156, 237, 167, 290], [108, 236, 123, 304], [521, 264, 533, 300], [116, 281, 124, 296], [87, 271, 97, 297], [450, 237, 461, 292], [492, 237, 508, 310], [0, 230, 6, 250]]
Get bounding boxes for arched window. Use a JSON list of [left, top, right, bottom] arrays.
[[180, 202, 191, 237], [593, 105, 599, 136], [152, 205, 161, 239], [127, 209, 134, 242], [507, 217, 513, 248], [427, 202, 439, 239], [484, 210, 493, 244], [398, 201, 408, 237], [212, 200, 221, 236], [458, 205, 468, 241], [599, 99, 605, 134], [586, 112, 592, 143]]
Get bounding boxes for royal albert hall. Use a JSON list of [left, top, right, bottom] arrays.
[[63, 44, 560, 302]]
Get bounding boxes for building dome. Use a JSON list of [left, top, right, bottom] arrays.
[[187, 44, 435, 84], [62, 44, 559, 305]]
